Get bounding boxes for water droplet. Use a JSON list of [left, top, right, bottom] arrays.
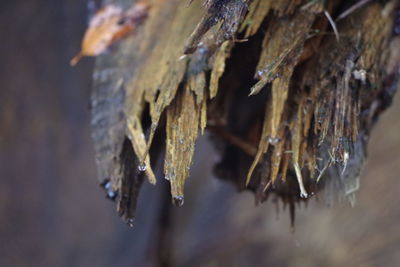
[[106, 190, 118, 201], [300, 191, 308, 199], [100, 179, 111, 189], [138, 162, 147, 172], [101, 179, 117, 201], [172, 196, 184, 207], [126, 218, 134, 227], [352, 69, 367, 82], [268, 136, 280, 145], [105, 183, 112, 191]]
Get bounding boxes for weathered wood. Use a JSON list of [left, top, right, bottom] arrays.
[[91, 0, 400, 224]]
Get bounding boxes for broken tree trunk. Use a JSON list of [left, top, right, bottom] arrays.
[[89, 0, 400, 225]]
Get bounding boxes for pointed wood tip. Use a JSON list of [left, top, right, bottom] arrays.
[[70, 52, 83, 66]]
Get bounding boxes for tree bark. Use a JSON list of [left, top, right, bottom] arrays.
[[91, 0, 400, 224]]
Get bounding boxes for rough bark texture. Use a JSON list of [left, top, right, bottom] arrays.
[[1, 1, 400, 266], [91, 0, 400, 224]]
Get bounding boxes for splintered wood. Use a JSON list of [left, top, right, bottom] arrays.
[[90, 0, 400, 224]]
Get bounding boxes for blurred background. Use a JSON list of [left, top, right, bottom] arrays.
[[1, 0, 400, 266]]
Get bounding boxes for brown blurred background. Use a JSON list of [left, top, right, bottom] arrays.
[[1, 1, 400, 266]]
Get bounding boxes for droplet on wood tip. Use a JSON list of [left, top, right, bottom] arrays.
[[126, 218, 134, 227], [100, 179, 118, 201], [138, 162, 147, 172], [172, 196, 184, 207], [299, 191, 309, 199], [100, 179, 111, 190], [106, 190, 118, 201], [268, 136, 280, 145]]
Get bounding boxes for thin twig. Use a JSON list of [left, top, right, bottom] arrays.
[[324, 10, 340, 42], [336, 0, 373, 21]]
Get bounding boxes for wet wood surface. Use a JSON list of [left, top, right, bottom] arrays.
[[91, 0, 400, 224], [1, 0, 400, 266]]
